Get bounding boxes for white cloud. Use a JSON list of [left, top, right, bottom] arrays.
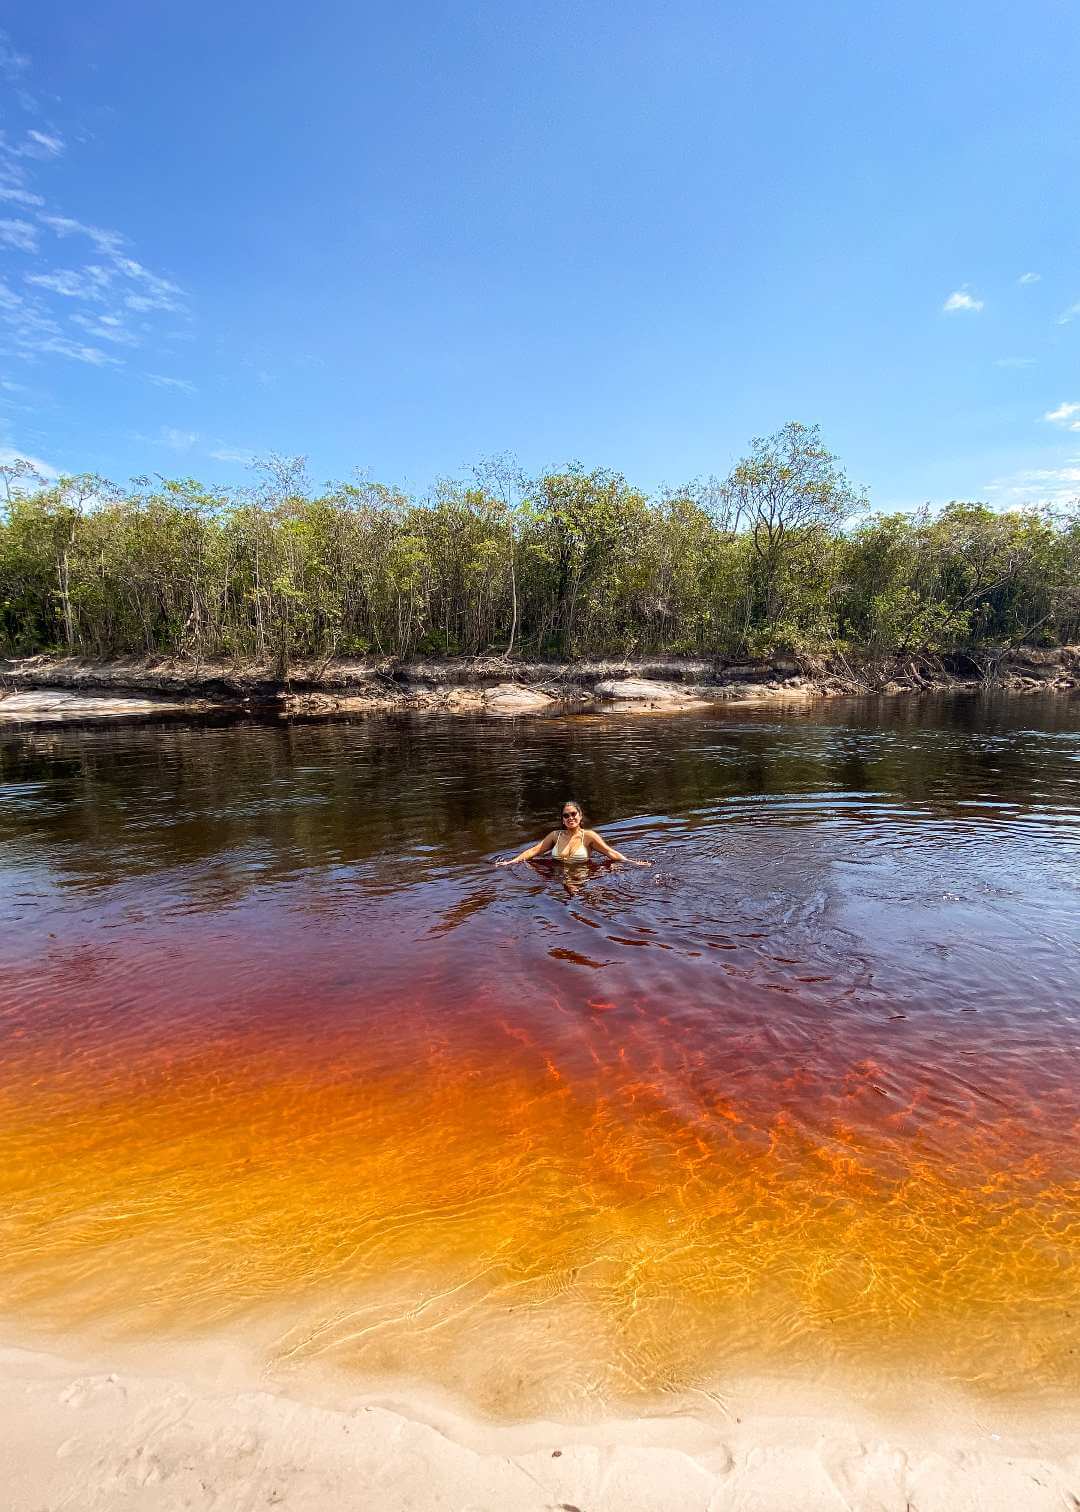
[[114, 259, 184, 313], [39, 214, 125, 256], [29, 222, 186, 316], [71, 311, 138, 346], [1018, 272, 1041, 285], [985, 464, 1080, 509], [1044, 401, 1080, 431], [0, 31, 192, 372], [33, 335, 121, 365], [22, 129, 64, 159], [1057, 301, 1080, 326], [943, 287, 984, 314], [209, 443, 256, 464], [131, 425, 200, 451], [125, 291, 180, 313], [0, 446, 58, 479], [994, 356, 1035, 368], [26, 266, 110, 300], [0, 33, 29, 79], [0, 186, 43, 206], [142, 429, 199, 450], [147, 373, 197, 393], [0, 32, 37, 114], [0, 277, 122, 367], [0, 217, 36, 251]]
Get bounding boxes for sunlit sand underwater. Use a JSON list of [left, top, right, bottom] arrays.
[[1, 698, 1078, 1419]]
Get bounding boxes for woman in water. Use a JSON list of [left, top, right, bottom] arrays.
[[496, 800, 650, 867]]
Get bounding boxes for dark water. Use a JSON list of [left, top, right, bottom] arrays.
[[1, 695, 1078, 1418]]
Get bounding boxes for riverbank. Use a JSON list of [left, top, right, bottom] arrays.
[[1, 647, 1077, 723], [3, 1336, 1076, 1512]]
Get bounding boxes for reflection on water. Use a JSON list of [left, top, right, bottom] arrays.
[[1, 695, 1078, 1417]]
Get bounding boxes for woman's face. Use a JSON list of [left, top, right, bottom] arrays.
[[561, 805, 582, 831]]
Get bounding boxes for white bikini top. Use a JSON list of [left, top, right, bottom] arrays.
[[553, 829, 589, 861]]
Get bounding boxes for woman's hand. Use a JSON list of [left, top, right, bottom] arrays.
[[495, 856, 522, 867]]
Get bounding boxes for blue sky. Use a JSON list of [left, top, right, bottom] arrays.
[[1, 1, 1078, 511]]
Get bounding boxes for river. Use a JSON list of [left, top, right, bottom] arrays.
[[1, 694, 1077, 1419]]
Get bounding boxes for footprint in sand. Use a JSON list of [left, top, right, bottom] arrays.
[[217, 1427, 262, 1459], [700, 1444, 735, 1477], [115, 1444, 168, 1488], [58, 1374, 128, 1409], [819, 1438, 911, 1512]]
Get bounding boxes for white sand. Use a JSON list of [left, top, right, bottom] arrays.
[[2, 1338, 1076, 1511], [0, 690, 206, 721]]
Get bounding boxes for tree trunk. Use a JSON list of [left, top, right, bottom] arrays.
[[57, 538, 75, 652], [506, 508, 518, 657]]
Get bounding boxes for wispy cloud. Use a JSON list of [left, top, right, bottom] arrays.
[[125, 288, 183, 314], [0, 31, 41, 120], [0, 217, 36, 252], [39, 214, 124, 255], [20, 129, 64, 160], [1017, 272, 1041, 285], [1057, 301, 1080, 326], [209, 443, 256, 465], [0, 32, 30, 80], [0, 275, 121, 367], [147, 373, 197, 393], [943, 287, 984, 314], [986, 463, 1080, 509], [0, 29, 192, 373], [71, 312, 138, 346], [0, 445, 59, 479], [26, 266, 111, 300], [8, 221, 187, 364], [33, 335, 122, 366], [1044, 401, 1080, 432], [28, 223, 185, 316], [994, 357, 1035, 369], [133, 425, 199, 452], [0, 186, 42, 207]]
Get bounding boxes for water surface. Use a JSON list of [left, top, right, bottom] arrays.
[[1, 695, 1078, 1417]]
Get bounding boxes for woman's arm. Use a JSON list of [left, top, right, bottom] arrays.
[[584, 830, 650, 865], [496, 832, 557, 866]]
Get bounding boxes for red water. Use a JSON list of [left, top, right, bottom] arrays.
[[1, 699, 1078, 1417]]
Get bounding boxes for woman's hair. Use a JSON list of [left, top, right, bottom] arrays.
[[559, 799, 586, 824]]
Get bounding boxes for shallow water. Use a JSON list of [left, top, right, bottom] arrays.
[[1, 695, 1078, 1418]]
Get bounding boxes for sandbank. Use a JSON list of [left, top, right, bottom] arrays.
[[2, 1332, 1076, 1511]]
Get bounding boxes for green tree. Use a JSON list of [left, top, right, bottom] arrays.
[[724, 422, 866, 641]]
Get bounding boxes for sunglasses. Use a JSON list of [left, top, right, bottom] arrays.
[[562, 811, 580, 819]]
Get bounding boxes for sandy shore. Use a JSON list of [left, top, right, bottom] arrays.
[[3, 1336, 1076, 1511]]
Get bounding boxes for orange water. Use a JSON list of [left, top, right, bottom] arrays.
[[1, 702, 1078, 1417]]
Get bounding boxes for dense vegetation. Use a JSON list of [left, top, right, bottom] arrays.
[[1, 424, 1077, 667]]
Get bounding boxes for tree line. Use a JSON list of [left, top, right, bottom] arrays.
[[1, 423, 1077, 667]]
